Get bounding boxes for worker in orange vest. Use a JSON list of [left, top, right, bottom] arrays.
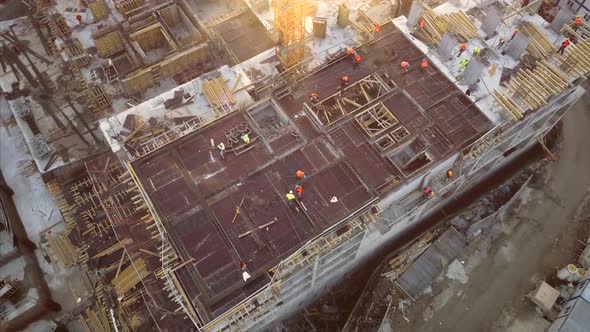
[[420, 59, 428, 70], [296, 170, 306, 180], [446, 169, 453, 181], [341, 75, 349, 88], [557, 38, 571, 55], [346, 47, 356, 55], [294, 184, 303, 197], [457, 43, 467, 57], [574, 16, 583, 30], [400, 61, 410, 75], [374, 24, 381, 33], [354, 54, 361, 63], [310, 93, 319, 105], [416, 18, 425, 32]]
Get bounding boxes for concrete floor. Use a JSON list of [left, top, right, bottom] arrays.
[[395, 91, 590, 332]]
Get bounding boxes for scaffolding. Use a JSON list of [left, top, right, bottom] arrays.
[[273, 0, 306, 69]]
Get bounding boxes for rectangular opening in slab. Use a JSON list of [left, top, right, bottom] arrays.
[[388, 135, 433, 176], [311, 74, 392, 127], [130, 22, 176, 62], [354, 103, 399, 137], [248, 101, 301, 153], [159, 4, 202, 45]]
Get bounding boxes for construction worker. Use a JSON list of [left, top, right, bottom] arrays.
[[341, 75, 349, 88], [374, 24, 381, 33], [400, 60, 410, 71], [510, 28, 518, 41], [76, 14, 83, 25], [294, 184, 303, 197], [460, 58, 470, 69], [217, 142, 225, 159], [238, 261, 251, 282], [310, 92, 319, 104], [423, 187, 434, 198], [416, 18, 425, 32], [574, 15, 583, 31], [446, 169, 453, 181], [472, 46, 481, 56], [497, 38, 506, 49], [457, 43, 467, 57], [420, 59, 428, 70], [346, 47, 356, 55], [557, 38, 571, 55], [354, 54, 361, 64], [296, 170, 306, 180], [241, 132, 250, 144], [286, 190, 296, 205]]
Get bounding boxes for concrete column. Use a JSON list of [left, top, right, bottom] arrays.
[[438, 33, 457, 59], [463, 58, 484, 86], [550, 8, 575, 33], [481, 7, 501, 37], [506, 33, 530, 59], [407, 2, 422, 27]]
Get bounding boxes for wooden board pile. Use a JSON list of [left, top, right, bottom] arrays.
[[79, 306, 112, 332], [382, 232, 433, 280], [555, 39, 590, 78], [494, 60, 571, 120], [417, 5, 477, 44], [112, 258, 150, 298], [521, 22, 554, 59], [202, 76, 236, 114], [47, 231, 89, 268]]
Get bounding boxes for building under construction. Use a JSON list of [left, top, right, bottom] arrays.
[[1, 0, 590, 331]]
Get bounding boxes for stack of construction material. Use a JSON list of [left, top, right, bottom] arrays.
[[202, 77, 236, 114], [554, 39, 590, 77], [417, 5, 477, 44], [494, 60, 572, 120], [47, 231, 87, 268], [521, 22, 554, 59], [80, 306, 112, 332], [112, 258, 150, 298]]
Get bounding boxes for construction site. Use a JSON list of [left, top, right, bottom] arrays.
[[0, 0, 590, 331]]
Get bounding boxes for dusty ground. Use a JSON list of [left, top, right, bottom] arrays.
[[392, 91, 590, 332]]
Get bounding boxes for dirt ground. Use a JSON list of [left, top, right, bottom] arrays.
[[392, 91, 590, 332]]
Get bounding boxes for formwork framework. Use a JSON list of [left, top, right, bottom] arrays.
[[273, 0, 306, 69]]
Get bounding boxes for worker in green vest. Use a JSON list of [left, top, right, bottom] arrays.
[[460, 58, 470, 69], [286, 190, 296, 206], [241, 132, 250, 144], [473, 47, 481, 56]]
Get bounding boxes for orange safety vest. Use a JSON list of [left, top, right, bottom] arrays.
[[421, 60, 428, 68], [354, 55, 361, 63], [419, 19, 425, 28], [295, 185, 303, 193], [447, 170, 453, 177], [460, 43, 466, 50], [400, 61, 409, 68], [576, 17, 583, 25], [341, 76, 349, 82], [374, 24, 381, 32], [296, 170, 305, 179], [346, 47, 355, 55]]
